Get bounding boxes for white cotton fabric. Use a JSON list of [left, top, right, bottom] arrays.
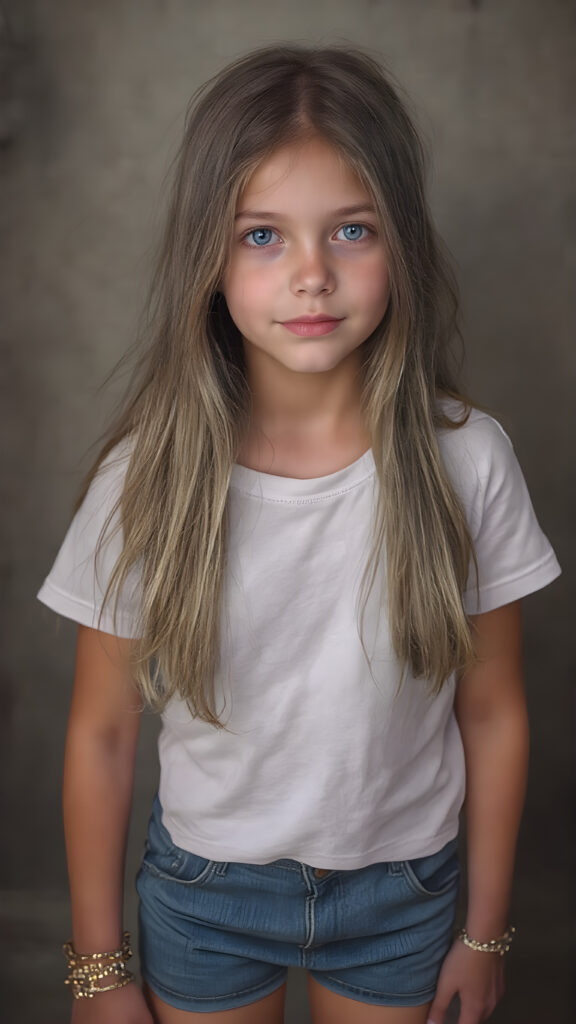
[[38, 408, 560, 868]]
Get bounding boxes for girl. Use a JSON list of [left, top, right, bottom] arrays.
[[38, 45, 560, 1024]]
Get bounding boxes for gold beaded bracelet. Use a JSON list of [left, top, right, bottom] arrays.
[[457, 926, 515, 956], [62, 931, 134, 999]]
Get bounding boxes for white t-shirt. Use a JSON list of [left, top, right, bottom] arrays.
[[38, 407, 560, 868]]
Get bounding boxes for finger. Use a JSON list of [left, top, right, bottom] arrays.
[[455, 996, 488, 1024], [427, 992, 452, 1024]]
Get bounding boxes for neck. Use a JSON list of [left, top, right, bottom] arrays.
[[244, 347, 365, 432], [238, 349, 370, 476]]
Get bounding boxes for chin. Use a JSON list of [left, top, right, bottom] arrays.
[[288, 359, 343, 374]]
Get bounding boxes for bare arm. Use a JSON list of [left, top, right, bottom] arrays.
[[428, 600, 529, 1024], [63, 625, 143, 952], [456, 600, 528, 942]]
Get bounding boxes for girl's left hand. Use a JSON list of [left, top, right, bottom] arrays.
[[427, 939, 505, 1024]]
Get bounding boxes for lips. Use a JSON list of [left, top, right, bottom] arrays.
[[280, 315, 344, 337], [283, 315, 341, 323]]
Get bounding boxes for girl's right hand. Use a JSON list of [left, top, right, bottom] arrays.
[[70, 981, 155, 1024]]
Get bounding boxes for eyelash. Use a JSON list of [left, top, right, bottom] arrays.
[[241, 223, 373, 248]]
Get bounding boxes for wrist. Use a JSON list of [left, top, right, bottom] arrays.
[[464, 897, 511, 943], [464, 913, 510, 943], [70, 911, 124, 954], [457, 925, 515, 956], [63, 931, 134, 1000]]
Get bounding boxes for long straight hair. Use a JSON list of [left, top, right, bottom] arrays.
[[79, 45, 476, 723]]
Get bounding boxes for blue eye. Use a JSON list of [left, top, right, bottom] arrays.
[[244, 228, 279, 247], [337, 224, 368, 241]]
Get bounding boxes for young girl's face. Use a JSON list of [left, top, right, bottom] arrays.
[[222, 137, 390, 379]]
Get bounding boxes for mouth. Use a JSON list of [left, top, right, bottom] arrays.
[[280, 315, 344, 338]]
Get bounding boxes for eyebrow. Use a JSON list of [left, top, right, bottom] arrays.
[[235, 203, 377, 221]]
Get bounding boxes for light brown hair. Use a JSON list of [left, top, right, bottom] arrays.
[[79, 45, 475, 722]]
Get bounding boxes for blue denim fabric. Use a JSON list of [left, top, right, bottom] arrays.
[[137, 795, 459, 1012]]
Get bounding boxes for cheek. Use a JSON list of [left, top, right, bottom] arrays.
[[223, 267, 273, 320], [356, 261, 390, 315]]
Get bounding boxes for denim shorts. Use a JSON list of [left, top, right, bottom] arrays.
[[136, 795, 459, 1012]]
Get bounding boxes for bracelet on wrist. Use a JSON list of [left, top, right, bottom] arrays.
[[457, 925, 515, 956], [62, 931, 134, 999]]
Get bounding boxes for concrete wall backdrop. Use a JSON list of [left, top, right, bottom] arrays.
[[1, 1, 574, 1020]]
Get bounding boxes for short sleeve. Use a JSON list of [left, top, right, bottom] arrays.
[[439, 410, 561, 615], [37, 445, 142, 637]]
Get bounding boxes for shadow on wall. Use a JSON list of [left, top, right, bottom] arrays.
[[0, 4, 32, 147]]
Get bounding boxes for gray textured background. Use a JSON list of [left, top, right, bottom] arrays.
[[1, 1, 574, 1021]]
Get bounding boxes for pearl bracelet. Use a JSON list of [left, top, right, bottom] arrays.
[[457, 926, 515, 956]]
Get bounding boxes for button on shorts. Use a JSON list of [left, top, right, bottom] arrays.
[[136, 795, 459, 1012]]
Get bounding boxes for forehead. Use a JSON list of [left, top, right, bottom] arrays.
[[237, 137, 371, 212]]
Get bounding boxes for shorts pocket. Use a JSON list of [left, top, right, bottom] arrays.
[[140, 799, 222, 886], [399, 840, 460, 898], [141, 842, 219, 886]]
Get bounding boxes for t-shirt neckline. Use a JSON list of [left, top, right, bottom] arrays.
[[230, 448, 375, 500]]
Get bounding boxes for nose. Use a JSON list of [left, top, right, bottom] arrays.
[[290, 244, 335, 297]]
